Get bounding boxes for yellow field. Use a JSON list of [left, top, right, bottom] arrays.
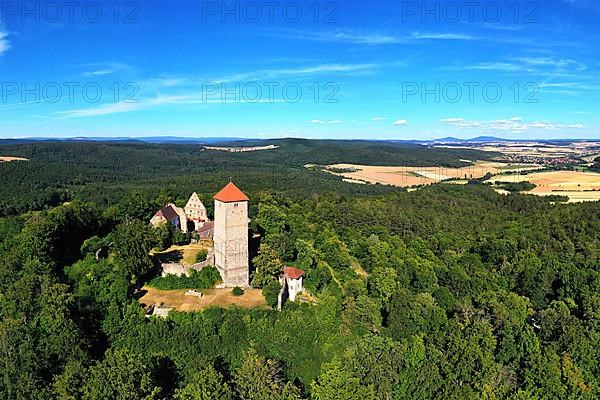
[[320, 161, 541, 188], [489, 170, 600, 203], [437, 141, 600, 159], [139, 286, 268, 312], [0, 156, 29, 162]]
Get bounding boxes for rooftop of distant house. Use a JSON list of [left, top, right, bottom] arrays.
[[155, 204, 180, 220]]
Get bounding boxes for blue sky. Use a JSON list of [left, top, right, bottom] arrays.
[[0, 0, 598, 139]]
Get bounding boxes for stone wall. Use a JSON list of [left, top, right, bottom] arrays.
[[161, 248, 215, 277]]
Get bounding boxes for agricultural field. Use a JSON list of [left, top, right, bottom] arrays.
[[204, 144, 279, 152], [319, 161, 541, 187], [0, 156, 29, 162], [489, 170, 600, 202], [436, 140, 600, 160], [138, 286, 268, 312]]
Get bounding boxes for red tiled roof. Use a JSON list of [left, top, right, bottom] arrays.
[[283, 266, 305, 280], [213, 182, 249, 203]]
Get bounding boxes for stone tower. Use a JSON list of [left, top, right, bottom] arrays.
[[213, 182, 250, 287]]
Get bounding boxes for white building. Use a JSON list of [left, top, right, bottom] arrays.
[[151, 193, 210, 235], [280, 266, 305, 302], [185, 192, 208, 231]]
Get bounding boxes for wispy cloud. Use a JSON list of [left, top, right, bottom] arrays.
[[410, 32, 476, 40], [516, 57, 586, 71], [371, 116, 388, 121], [310, 119, 342, 125], [136, 62, 379, 92], [393, 119, 408, 126], [0, 28, 10, 56], [461, 56, 589, 82], [213, 63, 377, 82], [265, 29, 401, 45], [465, 62, 533, 72], [538, 82, 582, 88], [79, 62, 134, 77], [81, 69, 115, 77], [440, 117, 585, 132], [265, 28, 477, 45], [57, 95, 284, 118], [20, 61, 380, 119]]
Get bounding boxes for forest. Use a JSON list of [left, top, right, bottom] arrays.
[[0, 139, 494, 217], [0, 140, 598, 399]]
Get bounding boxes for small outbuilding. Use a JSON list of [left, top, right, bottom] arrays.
[[280, 266, 305, 302]]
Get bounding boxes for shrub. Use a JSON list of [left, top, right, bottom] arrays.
[[232, 287, 244, 296], [495, 181, 537, 192], [147, 266, 221, 290], [172, 229, 190, 245], [195, 248, 209, 263], [262, 280, 281, 308]]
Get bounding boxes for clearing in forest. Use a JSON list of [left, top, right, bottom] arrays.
[[138, 286, 269, 312], [204, 145, 279, 152], [0, 156, 29, 162]]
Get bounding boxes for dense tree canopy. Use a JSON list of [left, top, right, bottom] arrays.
[[0, 141, 598, 399]]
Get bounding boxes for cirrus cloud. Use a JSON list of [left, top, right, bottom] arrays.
[[440, 117, 585, 132], [0, 29, 10, 56]]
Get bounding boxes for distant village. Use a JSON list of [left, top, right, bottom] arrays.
[[505, 153, 585, 166]]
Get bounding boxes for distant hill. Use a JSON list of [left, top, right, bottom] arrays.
[[206, 138, 499, 166], [429, 136, 510, 144], [2, 136, 594, 146], [468, 136, 511, 143], [0, 138, 501, 216], [0, 137, 246, 145]]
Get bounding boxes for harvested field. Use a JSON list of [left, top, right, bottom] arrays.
[[139, 286, 269, 312], [319, 161, 540, 188], [204, 145, 278, 153], [489, 170, 600, 203], [437, 141, 600, 159], [0, 156, 29, 162]]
